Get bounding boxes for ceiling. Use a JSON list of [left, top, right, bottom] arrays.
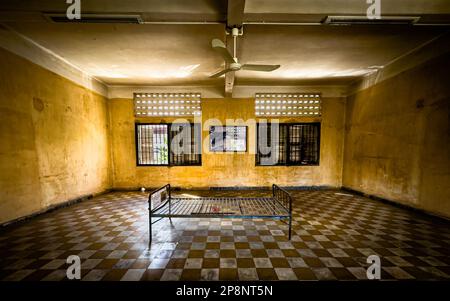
[[5, 22, 226, 86], [0, 0, 449, 91]]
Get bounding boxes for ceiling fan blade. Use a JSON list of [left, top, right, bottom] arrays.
[[209, 68, 233, 78], [211, 38, 236, 64], [241, 64, 281, 72]]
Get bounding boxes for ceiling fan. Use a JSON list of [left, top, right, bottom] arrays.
[[209, 27, 280, 78]]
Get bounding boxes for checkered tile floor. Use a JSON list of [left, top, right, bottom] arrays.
[[1, 189, 450, 281]]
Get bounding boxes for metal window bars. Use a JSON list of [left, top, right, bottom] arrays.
[[136, 123, 201, 166], [136, 124, 168, 165], [169, 123, 202, 166], [256, 123, 320, 166]]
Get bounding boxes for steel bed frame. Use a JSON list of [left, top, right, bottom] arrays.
[[148, 184, 292, 244]]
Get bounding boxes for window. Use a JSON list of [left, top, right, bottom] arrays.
[[136, 124, 168, 165], [136, 123, 201, 166], [256, 123, 320, 166], [169, 123, 202, 165]]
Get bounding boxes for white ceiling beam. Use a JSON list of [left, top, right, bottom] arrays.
[[225, 34, 235, 97], [232, 85, 348, 98], [225, 0, 245, 97], [227, 0, 246, 28], [0, 24, 107, 97], [108, 85, 224, 99]]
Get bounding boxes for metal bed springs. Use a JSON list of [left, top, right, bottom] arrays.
[[148, 184, 292, 244]]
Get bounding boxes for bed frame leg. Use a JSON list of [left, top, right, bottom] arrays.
[[149, 209, 152, 246], [168, 185, 173, 225], [288, 215, 292, 240], [168, 197, 173, 224]]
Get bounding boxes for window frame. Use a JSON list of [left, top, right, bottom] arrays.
[[135, 123, 202, 167], [255, 122, 321, 167]]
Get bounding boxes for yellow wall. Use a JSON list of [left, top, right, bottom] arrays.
[[0, 48, 111, 224], [109, 97, 346, 189], [0, 46, 346, 224], [343, 52, 450, 218], [2, 43, 448, 223]]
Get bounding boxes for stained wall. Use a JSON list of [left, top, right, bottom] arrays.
[[343, 52, 450, 218], [109, 97, 346, 189], [0, 48, 111, 224]]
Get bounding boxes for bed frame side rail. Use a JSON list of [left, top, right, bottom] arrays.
[[272, 184, 293, 239], [148, 184, 171, 245]]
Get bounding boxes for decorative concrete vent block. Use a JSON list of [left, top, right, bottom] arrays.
[[255, 93, 322, 117], [134, 93, 202, 117]]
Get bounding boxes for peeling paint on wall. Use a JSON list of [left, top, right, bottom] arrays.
[[0, 48, 111, 224]]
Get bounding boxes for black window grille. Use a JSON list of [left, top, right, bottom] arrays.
[[256, 123, 320, 166], [169, 123, 202, 166], [136, 123, 201, 166], [256, 123, 287, 165], [136, 124, 169, 165]]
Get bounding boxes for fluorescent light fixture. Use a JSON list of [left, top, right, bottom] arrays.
[[323, 15, 420, 26]]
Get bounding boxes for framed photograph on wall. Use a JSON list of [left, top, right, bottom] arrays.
[[209, 126, 247, 152]]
